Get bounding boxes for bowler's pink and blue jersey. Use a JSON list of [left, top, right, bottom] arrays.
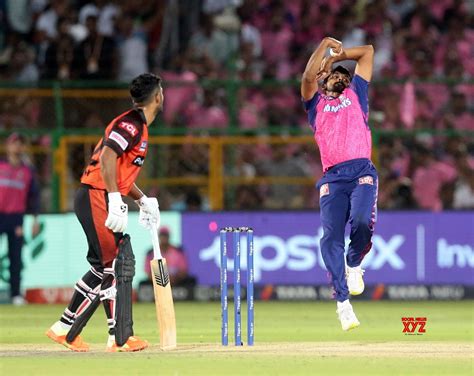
[[303, 74, 371, 171]]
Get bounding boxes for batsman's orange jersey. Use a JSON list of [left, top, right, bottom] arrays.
[[81, 108, 148, 195]]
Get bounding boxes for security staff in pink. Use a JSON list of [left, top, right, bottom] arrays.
[[301, 37, 377, 331]]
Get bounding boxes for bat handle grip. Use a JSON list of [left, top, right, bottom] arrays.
[[150, 226, 163, 259]]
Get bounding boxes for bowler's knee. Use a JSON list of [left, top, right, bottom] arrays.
[[351, 214, 374, 233]]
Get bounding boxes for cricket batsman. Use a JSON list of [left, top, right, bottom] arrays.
[[46, 73, 163, 351], [301, 37, 376, 330]]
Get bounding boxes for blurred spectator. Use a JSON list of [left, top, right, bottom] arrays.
[[203, 0, 243, 15], [185, 88, 229, 129], [78, 0, 120, 38], [391, 179, 418, 209], [236, 38, 263, 81], [231, 146, 257, 178], [144, 226, 196, 287], [387, 0, 416, 27], [43, 17, 75, 79], [411, 144, 457, 211], [185, 190, 204, 211], [0, 133, 40, 305], [260, 2, 294, 77], [257, 143, 311, 209], [7, 42, 39, 82], [115, 13, 148, 82], [35, 0, 69, 40], [161, 56, 199, 124], [171, 143, 209, 176], [442, 91, 474, 131], [234, 185, 263, 210], [188, 13, 238, 67], [6, 0, 33, 37], [452, 148, 474, 209], [134, 0, 166, 59], [73, 14, 117, 79]]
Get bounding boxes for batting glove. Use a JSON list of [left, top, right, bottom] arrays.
[[135, 195, 160, 230], [105, 192, 128, 233]]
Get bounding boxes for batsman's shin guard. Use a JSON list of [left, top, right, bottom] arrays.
[[66, 269, 116, 343], [66, 293, 100, 343], [65, 268, 104, 343], [114, 234, 135, 346]]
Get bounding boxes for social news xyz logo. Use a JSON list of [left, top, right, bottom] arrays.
[[199, 227, 406, 282], [402, 317, 427, 335]]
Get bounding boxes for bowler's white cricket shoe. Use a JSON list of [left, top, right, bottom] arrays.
[[337, 300, 360, 331], [346, 265, 365, 295]]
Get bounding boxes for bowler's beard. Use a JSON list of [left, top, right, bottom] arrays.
[[332, 82, 346, 93]]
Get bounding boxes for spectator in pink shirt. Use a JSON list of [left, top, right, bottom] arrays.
[[161, 56, 199, 125], [185, 88, 229, 130], [442, 91, 474, 131], [452, 150, 474, 209], [412, 144, 458, 211], [260, 7, 293, 66]]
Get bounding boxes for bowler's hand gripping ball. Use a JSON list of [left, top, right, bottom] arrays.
[[330, 48, 343, 57]]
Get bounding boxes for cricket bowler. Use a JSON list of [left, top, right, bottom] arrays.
[[301, 37, 377, 330], [46, 73, 163, 351]]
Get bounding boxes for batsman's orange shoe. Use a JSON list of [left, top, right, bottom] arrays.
[[46, 323, 90, 352], [106, 336, 148, 352]]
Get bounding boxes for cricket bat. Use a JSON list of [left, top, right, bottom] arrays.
[[150, 226, 177, 350]]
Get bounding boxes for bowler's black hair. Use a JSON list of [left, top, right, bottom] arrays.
[[323, 65, 352, 84], [130, 73, 162, 104]]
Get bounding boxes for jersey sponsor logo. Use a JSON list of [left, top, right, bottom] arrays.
[[359, 176, 374, 185], [139, 141, 147, 151], [118, 121, 138, 136], [108, 131, 129, 150], [323, 97, 352, 113], [320, 183, 329, 197], [132, 156, 145, 166]]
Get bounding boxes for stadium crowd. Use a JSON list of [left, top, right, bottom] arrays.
[[0, 0, 473, 211]]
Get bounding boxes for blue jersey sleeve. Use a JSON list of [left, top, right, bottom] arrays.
[[350, 74, 369, 115], [301, 92, 320, 132]]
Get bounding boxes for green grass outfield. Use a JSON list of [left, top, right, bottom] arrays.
[[0, 301, 472, 375]]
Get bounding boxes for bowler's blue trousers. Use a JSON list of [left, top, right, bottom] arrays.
[[317, 158, 378, 302]]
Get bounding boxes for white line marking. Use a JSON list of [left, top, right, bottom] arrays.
[[416, 225, 425, 280]]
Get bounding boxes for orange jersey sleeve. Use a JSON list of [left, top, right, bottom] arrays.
[[81, 109, 149, 195]]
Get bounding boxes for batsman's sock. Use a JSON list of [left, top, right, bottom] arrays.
[[49, 321, 71, 336]]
